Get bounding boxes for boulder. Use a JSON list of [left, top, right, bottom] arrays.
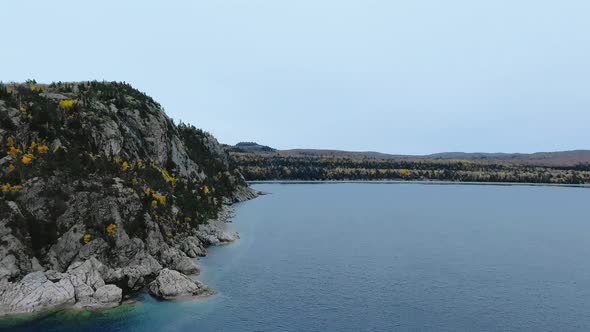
[[178, 236, 206, 258], [0, 271, 75, 316], [147, 269, 211, 300], [196, 214, 240, 246], [93, 284, 122, 305], [75, 284, 122, 310]]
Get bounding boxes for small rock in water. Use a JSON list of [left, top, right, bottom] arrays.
[[148, 268, 212, 300]]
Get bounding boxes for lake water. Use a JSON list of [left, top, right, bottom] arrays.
[[4, 183, 590, 331]]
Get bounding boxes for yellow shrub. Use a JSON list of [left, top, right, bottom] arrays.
[[22, 154, 35, 165], [30, 85, 45, 92], [37, 145, 49, 154], [83, 234, 91, 245], [8, 164, 15, 173], [59, 99, 76, 110], [122, 161, 129, 171], [106, 223, 117, 237], [20, 107, 27, 114], [162, 168, 177, 185], [1, 184, 22, 193], [399, 169, 411, 177], [8, 146, 22, 159], [6, 137, 15, 148], [145, 187, 166, 206], [203, 186, 210, 194]]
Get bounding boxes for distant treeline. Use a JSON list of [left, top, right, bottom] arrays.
[[230, 153, 590, 184]]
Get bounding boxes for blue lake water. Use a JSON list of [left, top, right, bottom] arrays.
[[4, 183, 590, 331]]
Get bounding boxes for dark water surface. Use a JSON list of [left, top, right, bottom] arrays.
[[4, 183, 590, 331]]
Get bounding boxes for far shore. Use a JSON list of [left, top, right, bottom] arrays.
[[248, 180, 590, 189]]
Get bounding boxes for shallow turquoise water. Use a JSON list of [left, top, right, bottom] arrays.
[[4, 183, 590, 331]]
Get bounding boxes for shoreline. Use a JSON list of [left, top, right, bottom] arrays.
[[0, 193, 257, 322], [248, 180, 590, 189]]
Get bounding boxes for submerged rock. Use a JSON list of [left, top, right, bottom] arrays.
[[148, 268, 212, 300]]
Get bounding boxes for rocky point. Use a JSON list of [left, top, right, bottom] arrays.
[[0, 81, 256, 316]]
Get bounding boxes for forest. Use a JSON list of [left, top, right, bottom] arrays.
[[230, 152, 590, 185]]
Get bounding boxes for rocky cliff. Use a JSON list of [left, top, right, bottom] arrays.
[[0, 81, 256, 316]]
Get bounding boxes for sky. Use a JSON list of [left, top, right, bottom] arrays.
[[1, 0, 589, 155]]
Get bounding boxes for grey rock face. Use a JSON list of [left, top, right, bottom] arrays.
[[179, 236, 206, 258], [0, 202, 33, 280], [148, 268, 211, 300], [76, 284, 122, 310], [0, 271, 74, 316], [0, 255, 19, 281], [0, 257, 124, 315], [93, 285, 122, 305]]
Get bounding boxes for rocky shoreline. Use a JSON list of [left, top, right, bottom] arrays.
[[0, 193, 256, 318]]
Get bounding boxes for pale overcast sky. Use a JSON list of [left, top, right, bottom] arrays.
[[1, 0, 589, 154]]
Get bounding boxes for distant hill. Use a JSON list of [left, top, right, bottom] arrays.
[[270, 149, 590, 167], [227, 142, 590, 167], [228, 142, 590, 183], [226, 142, 276, 153]]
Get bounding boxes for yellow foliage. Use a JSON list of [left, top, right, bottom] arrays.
[[114, 157, 122, 164], [59, 99, 76, 110], [137, 160, 144, 168], [122, 161, 129, 171], [203, 186, 210, 194], [8, 164, 15, 173], [37, 145, 49, 154], [399, 169, 411, 177], [145, 188, 166, 206], [6, 137, 15, 148], [22, 154, 35, 165], [1, 183, 23, 193], [20, 107, 27, 114], [25, 140, 49, 155], [83, 234, 91, 245], [106, 223, 117, 237], [8, 146, 22, 159], [162, 169, 177, 185]]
